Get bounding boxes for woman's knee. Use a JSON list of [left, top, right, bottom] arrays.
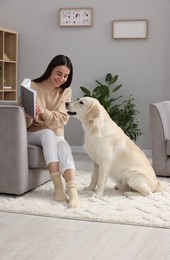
[[41, 129, 56, 144], [41, 129, 55, 138]]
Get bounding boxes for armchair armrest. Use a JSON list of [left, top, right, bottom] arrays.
[[150, 101, 170, 176], [0, 104, 29, 194]]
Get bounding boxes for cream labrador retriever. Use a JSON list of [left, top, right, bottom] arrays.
[[66, 97, 160, 198]]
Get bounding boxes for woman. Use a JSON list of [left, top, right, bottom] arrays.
[[23, 55, 80, 208]]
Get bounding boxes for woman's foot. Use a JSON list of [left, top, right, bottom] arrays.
[[66, 181, 80, 208], [50, 171, 68, 202]]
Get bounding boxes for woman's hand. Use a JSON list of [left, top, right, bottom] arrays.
[[25, 113, 32, 119], [36, 104, 45, 115]]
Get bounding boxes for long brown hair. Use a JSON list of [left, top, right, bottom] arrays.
[[32, 55, 73, 93]]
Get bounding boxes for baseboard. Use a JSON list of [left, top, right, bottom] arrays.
[[71, 146, 152, 158]]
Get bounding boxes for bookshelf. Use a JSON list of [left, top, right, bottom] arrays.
[[0, 27, 18, 100]]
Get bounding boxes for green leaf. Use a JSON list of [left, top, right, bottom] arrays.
[[80, 86, 91, 95], [112, 84, 122, 93], [95, 80, 103, 86], [110, 75, 118, 84], [105, 73, 112, 83], [93, 85, 109, 98], [109, 95, 122, 102]]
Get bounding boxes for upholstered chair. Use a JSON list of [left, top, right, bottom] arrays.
[[0, 101, 50, 195], [150, 101, 170, 177]]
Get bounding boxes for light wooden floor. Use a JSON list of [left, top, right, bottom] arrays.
[[0, 153, 170, 260]]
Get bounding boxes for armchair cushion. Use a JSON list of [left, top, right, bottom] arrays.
[[28, 144, 46, 168]]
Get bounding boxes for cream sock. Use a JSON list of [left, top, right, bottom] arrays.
[[66, 181, 80, 208], [50, 171, 67, 202]]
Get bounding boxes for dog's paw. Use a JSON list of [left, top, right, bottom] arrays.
[[93, 191, 103, 199], [91, 193, 101, 199], [124, 191, 139, 197]]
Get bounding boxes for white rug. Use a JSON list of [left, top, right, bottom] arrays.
[[0, 171, 170, 228]]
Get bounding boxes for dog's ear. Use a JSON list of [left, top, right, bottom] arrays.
[[85, 104, 100, 122], [85, 104, 103, 136]]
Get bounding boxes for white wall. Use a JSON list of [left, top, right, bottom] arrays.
[[0, 0, 169, 149]]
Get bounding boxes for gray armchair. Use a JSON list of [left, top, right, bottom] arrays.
[[0, 101, 50, 195], [150, 101, 170, 177]]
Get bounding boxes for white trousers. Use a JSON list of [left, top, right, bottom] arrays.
[[27, 129, 75, 174]]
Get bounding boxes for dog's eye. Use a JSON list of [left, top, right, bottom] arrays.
[[79, 101, 84, 105]]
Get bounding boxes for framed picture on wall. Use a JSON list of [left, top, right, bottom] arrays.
[[112, 19, 148, 39], [59, 8, 93, 27]]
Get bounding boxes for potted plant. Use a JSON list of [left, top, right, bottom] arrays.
[[80, 73, 142, 141]]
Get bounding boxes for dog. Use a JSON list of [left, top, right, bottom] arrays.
[[66, 97, 161, 198]]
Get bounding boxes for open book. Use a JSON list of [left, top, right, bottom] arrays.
[[20, 78, 37, 118]]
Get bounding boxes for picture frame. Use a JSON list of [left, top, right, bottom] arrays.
[[112, 19, 148, 39], [59, 8, 93, 27]]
